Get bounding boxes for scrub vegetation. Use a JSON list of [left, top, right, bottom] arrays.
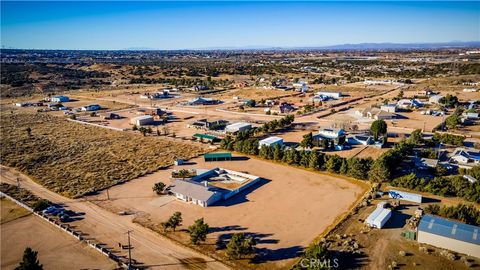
[[0, 111, 207, 198]]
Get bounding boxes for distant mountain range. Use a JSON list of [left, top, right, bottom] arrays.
[[181, 41, 480, 51]]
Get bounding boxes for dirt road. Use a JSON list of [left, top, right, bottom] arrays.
[[0, 166, 229, 270]]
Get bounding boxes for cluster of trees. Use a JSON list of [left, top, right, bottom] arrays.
[[391, 173, 480, 203], [431, 132, 465, 146], [256, 115, 295, 134], [439, 94, 459, 108], [220, 115, 295, 153], [434, 109, 463, 131], [368, 140, 413, 182], [425, 203, 480, 226]]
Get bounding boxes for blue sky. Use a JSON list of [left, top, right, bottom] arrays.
[[1, 1, 479, 50]]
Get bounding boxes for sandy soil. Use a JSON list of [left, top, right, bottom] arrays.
[[93, 155, 368, 269], [1, 205, 117, 270], [0, 166, 229, 270]]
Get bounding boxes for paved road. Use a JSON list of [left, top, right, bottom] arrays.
[[1, 166, 229, 270]]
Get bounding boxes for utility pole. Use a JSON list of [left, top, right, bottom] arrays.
[[106, 189, 110, 200], [16, 177, 20, 188], [126, 230, 133, 269]]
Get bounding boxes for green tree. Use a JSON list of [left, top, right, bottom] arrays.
[[226, 233, 257, 259], [15, 247, 43, 270], [368, 157, 390, 182], [308, 151, 319, 169], [408, 129, 423, 144], [300, 132, 314, 149], [188, 218, 209, 245], [273, 144, 283, 161], [370, 119, 387, 140], [132, 124, 138, 131], [163, 212, 183, 232], [153, 182, 166, 195], [339, 159, 348, 175]]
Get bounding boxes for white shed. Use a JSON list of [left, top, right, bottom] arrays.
[[365, 207, 392, 229], [131, 115, 154, 126], [258, 136, 283, 149], [225, 122, 252, 134]]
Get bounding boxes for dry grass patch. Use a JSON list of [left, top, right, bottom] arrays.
[[0, 111, 207, 198], [0, 198, 31, 224]]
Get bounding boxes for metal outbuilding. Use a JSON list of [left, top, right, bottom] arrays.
[[418, 215, 480, 258]]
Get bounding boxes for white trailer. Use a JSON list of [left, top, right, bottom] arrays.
[[388, 190, 422, 203], [365, 208, 392, 229]]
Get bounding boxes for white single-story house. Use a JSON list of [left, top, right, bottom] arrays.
[[258, 136, 283, 149], [318, 127, 345, 140], [225, 122, 252, 134], [380, 104, 397, 113], [397, 99, 423, 109], [131, 115, 154, 126], [81, 104, 101, 111], [169, 168, 260, 207], [357, 107, 396, 120], [450, 148, 480, 166]]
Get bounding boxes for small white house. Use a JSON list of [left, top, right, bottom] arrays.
[[258, 136, 283, 149], [130, 115, 154, 126], [225, 122, 252, 134], [81, 104, 101, 111], [380, 104, 397, 113], [318, 128, 345, 140], [316, 91, 341, 99]]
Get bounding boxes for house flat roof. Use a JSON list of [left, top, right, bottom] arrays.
[[419, 214, 480, 245]]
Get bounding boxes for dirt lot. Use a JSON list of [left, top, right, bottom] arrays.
[[92, 154, 369, 269], [0, 199, 117, 270]]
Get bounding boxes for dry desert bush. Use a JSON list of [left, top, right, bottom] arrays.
[[1, 111, 207, 198]]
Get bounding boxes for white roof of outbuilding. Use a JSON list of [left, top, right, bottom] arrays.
[[131, 115, 153, 121], [259, 136, 283, 144]]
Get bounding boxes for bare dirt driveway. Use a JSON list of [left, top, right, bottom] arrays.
[[0, 166, 230, 270]]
